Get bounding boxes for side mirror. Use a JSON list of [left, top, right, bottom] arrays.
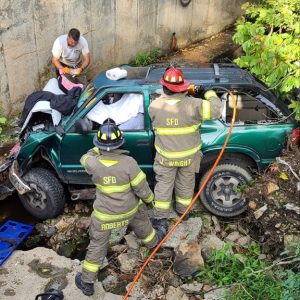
[[74, 118, 93, 135]]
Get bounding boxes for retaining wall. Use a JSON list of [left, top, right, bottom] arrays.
[[0, 0, 246, 116]]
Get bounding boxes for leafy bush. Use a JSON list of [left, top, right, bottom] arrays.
[[233, 0, 300, 119], [132, 48, 162, 66]]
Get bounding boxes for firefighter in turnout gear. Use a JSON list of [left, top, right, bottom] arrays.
[[75, 119, 165, 296], [149, 66, 223, 226]]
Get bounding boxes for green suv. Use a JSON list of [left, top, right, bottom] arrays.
[[0, 63, 298, 220]]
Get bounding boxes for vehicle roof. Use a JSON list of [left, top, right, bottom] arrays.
[[93, 63, 256, 89]]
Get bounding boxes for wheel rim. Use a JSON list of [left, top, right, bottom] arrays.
[[210, 176, 242, 207], [25, 182, 48, 210]]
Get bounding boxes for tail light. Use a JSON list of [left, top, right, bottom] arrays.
[[291, 127, 300, 145]]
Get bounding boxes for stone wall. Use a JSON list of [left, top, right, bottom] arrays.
[[0, 0, 246, 116]]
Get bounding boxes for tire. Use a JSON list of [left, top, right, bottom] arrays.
[[199, 163, 252, 217], [180, 0, 192, 7], [19, 168, 65, 220]]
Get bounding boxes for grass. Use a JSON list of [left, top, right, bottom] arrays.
[[131, 48, 162, 66], [195, 242, 300, 300]]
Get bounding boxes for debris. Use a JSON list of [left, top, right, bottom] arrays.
[[276, 157, 300, 181], [248, 200, 257, 210], [173, 240, 204, 277], [253, 204, 268, 219], [266, 181, 279, 194], [284, 203, 300, 214]]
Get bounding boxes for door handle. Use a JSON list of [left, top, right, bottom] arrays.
[[137, 139, 150, 146]]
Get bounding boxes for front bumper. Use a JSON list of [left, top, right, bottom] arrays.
[[9, 160, 31, 195]]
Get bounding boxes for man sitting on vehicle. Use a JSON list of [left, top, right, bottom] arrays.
[[86, 93, 144, 130]]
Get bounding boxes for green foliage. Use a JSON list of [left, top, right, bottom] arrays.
[[0, 115, 9, 143], [132, 48, 162, 66], [0, 111, 15, 144], [279, 243, 300, 300], [233, 0, 300, 119], [195, 242, 293, 300]]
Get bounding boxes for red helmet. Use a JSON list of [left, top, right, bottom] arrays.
[[160, 66, 190, 92]]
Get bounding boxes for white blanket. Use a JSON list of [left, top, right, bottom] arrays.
[[87, 93, 144, 125]]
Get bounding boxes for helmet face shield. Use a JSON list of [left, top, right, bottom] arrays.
[[93, 118, 124, 151], [160, 66, 190, 92]]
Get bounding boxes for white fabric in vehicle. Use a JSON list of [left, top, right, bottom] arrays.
[[119, 113, 144, 130], [42, 78, 63, 126], [87, 93, 144, 125], [20, 79, 64, 133]]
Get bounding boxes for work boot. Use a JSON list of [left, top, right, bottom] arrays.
[[178, 212, 190, 221], [151, 218, 169, 233], [75, 272, 94, 296], [156, 226, 167, 243]]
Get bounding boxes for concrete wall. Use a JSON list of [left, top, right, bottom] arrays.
[[0, 0, 246, 116]]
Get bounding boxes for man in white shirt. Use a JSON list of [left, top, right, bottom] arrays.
[[52, 28, 90, 77]]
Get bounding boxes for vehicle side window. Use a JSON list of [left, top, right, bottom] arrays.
[[86, 92, 145, 131], [223, 93, 277, 124]]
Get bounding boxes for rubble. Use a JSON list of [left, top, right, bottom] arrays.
[[243, 142, 300, 256]]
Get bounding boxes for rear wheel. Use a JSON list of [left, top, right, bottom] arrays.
[[199, 163, 252, 217], [19, 168, 65, 220]]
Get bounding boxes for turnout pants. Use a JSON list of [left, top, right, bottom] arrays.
[[153, 153, 201, 219], [82, 204, 157, 283]]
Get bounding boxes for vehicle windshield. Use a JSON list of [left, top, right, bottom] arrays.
[[77, 82, 96, 106]]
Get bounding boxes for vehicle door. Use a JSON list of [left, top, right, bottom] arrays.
[[59, 87, 154, 184], [201, 88, 294, 166]]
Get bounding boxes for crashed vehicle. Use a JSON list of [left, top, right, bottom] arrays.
[[0, 63, 298, 220]]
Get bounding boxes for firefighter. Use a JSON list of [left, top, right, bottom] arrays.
[[75, 118, 165, 296], [149, 66, 223, 227]]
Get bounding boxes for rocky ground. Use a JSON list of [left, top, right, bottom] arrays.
[[1, 27, 300, 299]]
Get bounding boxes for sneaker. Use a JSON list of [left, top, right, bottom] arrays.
[[75, 272, 94, 296]]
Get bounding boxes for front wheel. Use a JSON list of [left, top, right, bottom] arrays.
[[199, 163, 252, 217], [19, 168, 65, 220]]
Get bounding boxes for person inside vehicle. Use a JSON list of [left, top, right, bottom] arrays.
[[51, 28, 90, 77], [86, 93, 144, 130], [75, 119, 166, 296], [149, 66, 223, 229]]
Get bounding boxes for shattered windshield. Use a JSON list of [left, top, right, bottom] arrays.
[[77, 82, 96, 106]]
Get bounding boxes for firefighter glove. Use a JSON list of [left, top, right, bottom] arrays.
[[195, 85, 206, 99], [73, 67, 83, 76], [60, 67, 71, 74]]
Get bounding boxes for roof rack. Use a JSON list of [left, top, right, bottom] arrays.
[[213, 63, 220, 82]]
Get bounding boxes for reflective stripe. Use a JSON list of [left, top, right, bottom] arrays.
[[202, 100, 211, 121], [93, 200, 143, 222], [83, 260, 100, 273], [131, 171, 146, 186], [143, 228, 156, 244], [99, 159, 119, 167], [176, 196, 192, 206], [204, 90, 217, 100], [92, 147, 100, 154], [144, 192, 154, 203], [96, 182, 130, 194], [162, 99, 182, 105], [155, 123, 200, 135], [155, 144, 202, 159], [154, 200, 171, 209]]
